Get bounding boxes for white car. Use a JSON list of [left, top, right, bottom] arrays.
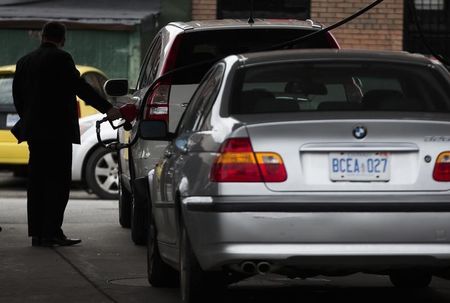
[[72, 113, 118, 199], [147, 50, 450, 302]]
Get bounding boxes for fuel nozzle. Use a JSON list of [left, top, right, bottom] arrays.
[[96, 102, 138, 149], [119, 103, 137, 131], [96, 103, 137, 125], [119, 103, 138, 123]]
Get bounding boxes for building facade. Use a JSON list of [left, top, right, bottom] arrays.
[[1, 0, 446, 83], [0, 0, 161, 85], [190, 0, 450, 60]]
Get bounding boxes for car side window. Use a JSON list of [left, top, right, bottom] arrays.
[[177, 63, 225, 134], [138, 36, 162, 89]]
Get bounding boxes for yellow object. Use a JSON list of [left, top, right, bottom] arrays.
[[436, 152, 450, 164], [0, 65, 108, 166]]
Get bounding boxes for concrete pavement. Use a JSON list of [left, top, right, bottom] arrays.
[[0, 197, 179, 303], [2, 195, 450, 303]]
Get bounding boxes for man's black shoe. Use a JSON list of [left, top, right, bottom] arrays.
[[31, 237, 41, 246], [40, 237, 82, 247]]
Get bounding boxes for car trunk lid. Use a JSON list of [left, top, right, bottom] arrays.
[[244, 117, 450, 192]]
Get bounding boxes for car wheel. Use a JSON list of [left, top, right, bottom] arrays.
[[131, 201, 147, 245], [179, 221, 204, 303], [85, 147, 119, 199], [179, 222, 225, 302], [147, 216, 179, 287], [118, 179, 132, 228], [389, 271, 432, 288]]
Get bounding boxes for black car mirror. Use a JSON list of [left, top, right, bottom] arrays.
[[104, 79, 129, 97], [139, 120, 171, 140]]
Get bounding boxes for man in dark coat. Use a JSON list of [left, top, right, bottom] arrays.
[[12, 21, 121, 247]]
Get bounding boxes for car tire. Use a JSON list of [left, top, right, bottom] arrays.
[[179, 221, 204, 303], [131, 202, 147, 245], [179, 221, 225, 303], [147, 216, 179, 287], [389, 271, 432, 288], [118, 179, 132, 228], [85, 147, 119, 200]]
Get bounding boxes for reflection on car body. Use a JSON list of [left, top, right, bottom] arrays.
[[146, 49, 450, 302]]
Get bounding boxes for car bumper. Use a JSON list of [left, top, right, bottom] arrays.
[[181, 195, 450, 272]]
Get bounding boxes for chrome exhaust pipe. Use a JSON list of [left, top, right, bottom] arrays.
[[240, 261, 256, 274], [256, 262, 271, 275]]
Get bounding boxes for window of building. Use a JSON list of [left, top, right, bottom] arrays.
[[415, 0, 445, 10], [404, 0, 449, 62]]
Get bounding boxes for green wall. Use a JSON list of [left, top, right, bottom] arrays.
[[0, 29, 39, 66], [160, 0, 192, 26], [0, 28, 139, 84], [66, 30, 130, 80]]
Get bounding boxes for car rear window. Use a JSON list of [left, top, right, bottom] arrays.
[[172, 28, 331, 84], [0, 75, 13, 106], [229, 61, 450, 114]]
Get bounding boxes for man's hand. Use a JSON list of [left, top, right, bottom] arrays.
[[106, 107, 122, 121]]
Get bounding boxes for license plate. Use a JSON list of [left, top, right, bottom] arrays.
[[6, 113, 19, 128], [329, 152, 391, 181]]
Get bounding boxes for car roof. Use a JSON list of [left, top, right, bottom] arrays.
[[236, 49, 434, 67], [76, 65, 107, 77], [0, 65, 15, 74], [0, 64, 106, 77], [169, 19, 322, 31]]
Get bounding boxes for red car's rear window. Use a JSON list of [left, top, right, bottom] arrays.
[[172, 28, 333, 84]]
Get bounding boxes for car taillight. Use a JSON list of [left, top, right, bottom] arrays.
[[143, 81, 171, 122], [142, 36, 182, 123], [325, 32, 340, 49], [211, 138, 287, 183], [255, 152, 287, 182], [433, 152, 450, 181], [162, 35, 182, 73]]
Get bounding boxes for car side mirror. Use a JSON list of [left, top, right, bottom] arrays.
[[104, 79, 129, 97], [139, 120, 171, 140]]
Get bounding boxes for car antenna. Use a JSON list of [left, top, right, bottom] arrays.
[[248, 0, 255, 25]]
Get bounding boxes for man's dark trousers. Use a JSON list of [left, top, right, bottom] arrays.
[[27, 141, 72, 238]]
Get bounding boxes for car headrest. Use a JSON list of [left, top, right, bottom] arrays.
[[362, 90, 405, 110], [285, 81, 328, 95], [240, 89, 298, 114]]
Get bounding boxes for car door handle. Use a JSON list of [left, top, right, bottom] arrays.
[[132, 96, 141, 103], [181, 103, 189, 108]]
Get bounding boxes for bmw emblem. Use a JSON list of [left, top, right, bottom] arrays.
[[353, 126, 367, 139]]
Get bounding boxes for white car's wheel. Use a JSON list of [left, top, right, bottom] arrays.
[[131, 201, 147, 245], [180, 222, 205, 303], [85, 147, 119, 200], [147, 216, 178, 287], [179, 222, 226, 302]]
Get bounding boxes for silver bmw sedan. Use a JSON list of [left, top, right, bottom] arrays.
[[144, 49, 450, 302]]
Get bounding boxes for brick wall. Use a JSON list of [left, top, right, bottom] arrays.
[[191, 0, 404, 50], [192, 0, 217, 20], [311, 0, 404, 50]]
